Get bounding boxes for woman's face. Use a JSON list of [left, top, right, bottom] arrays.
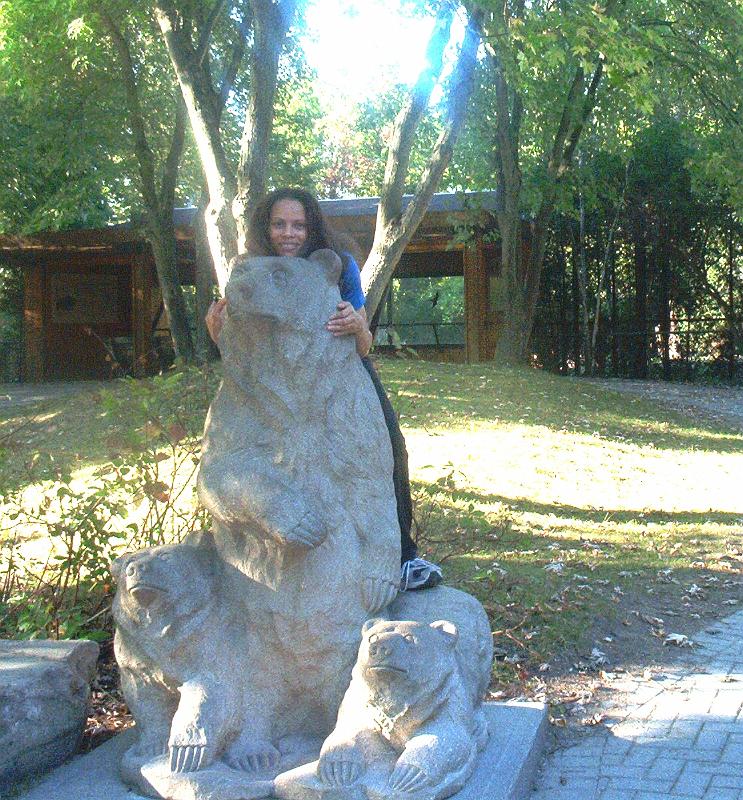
[[269, 199, 308, 257]]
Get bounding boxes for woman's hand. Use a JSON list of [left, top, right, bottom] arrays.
[[205, 298, 228, 345], [326, 302, 373, 357]]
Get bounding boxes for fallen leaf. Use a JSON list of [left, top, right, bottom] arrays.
[[664, 633, 692, 647]]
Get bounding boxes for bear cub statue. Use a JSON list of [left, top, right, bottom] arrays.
[[311, 585, 493, 800], [111, 537, 268, 784]]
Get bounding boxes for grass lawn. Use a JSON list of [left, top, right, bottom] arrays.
[[379, 360, 743, 697], [1, 359, 742, 708]]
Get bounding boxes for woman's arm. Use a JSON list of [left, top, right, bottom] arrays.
[[205, 298, 228, 344], [326, 303, 373, 357]]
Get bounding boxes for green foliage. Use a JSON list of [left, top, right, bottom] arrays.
[[317, 83, 444, 198], [0, 366, 217, 640]]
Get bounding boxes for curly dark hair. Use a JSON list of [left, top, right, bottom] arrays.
[[247, 188, 342, 258]]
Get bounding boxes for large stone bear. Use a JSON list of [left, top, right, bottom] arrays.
[[196, 250, 401, 767]]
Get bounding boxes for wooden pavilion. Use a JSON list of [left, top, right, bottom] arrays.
[[0, 192, 512, 382]]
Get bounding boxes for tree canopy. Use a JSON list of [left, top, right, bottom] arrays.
[[0, 0, 740, 374]]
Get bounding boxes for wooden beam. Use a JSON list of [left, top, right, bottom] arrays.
[[463, 235, 486, 362], [22, 261, 45, 382]]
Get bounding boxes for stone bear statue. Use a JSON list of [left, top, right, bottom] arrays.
[[195, 250, 401, 767], [315, 586, 492, 800], [111, 537, 265, 780], [273, 586, 493, 800]]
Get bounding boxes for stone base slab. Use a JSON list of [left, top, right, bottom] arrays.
[[14, 702, 547, 800]]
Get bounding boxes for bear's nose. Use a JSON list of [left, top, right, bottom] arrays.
[[369, 640, 392, 658]]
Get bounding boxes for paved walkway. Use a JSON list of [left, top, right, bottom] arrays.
[[585, 378, 743, 430], [530, 610, 743, 799], [0, 381, 111, 412]]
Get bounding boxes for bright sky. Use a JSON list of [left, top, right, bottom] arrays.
[[301, 0, 441, 102]]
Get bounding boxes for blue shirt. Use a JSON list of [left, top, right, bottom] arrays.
[[339, 253, 365, 310]]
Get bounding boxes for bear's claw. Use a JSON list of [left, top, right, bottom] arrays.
[[362, 576, 398, 614], [389, 762, 429, 792], [224, 740, 281, 773], [169, 743, 209, 773]]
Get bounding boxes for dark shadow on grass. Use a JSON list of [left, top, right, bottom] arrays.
[[412, 480, 743, 528]]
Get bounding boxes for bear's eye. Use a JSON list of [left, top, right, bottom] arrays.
[[368, 633, 379, 644], [271, 268, 289, 286], [403, 633, 415, 643]]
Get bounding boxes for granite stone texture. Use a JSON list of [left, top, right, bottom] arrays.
[[15, 703, 547, 800], [110, 253, 505, 800], [0, 638, 99, 789]]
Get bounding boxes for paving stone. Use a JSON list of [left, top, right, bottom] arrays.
[[701, 790, 738, 800], [530, 607, 743, 799], [645, 755, 684, 783], [711, 774, 743, 790], [672, 763, 713, 798]]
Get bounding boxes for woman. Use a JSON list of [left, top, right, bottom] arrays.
[[206, 188, 441, 591]]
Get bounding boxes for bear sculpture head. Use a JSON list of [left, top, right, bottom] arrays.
[[225, 250, 343, 333], [112, 544, 218, 634], [358, 618, 459, 717]]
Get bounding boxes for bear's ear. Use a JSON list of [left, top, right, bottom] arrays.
[[362, 617, 385, 637], [430, 620, 459, 647], [227, 253, 250, 280], [111, 551, 135, 582], [309, 249, 343, 285]]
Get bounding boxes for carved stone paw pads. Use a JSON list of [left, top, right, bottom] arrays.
[[318, 744, 365, 787], [285, 511, 325, 549], [389, 762, 430, 793], [362, 576, 398, 614], [224, 740, 281, 773]]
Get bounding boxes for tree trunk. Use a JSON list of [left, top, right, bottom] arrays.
[[99, 9, 194, 363], [155, 2, 239, 290], [147, 217, 194, 362], [482, 35, 604, 363], [156, 0, 294, 288], [361, 11, 481, 317], [194, 196, 220, 362], [632, 206, 648, 378], [657, 219, 671, 380], [233, 0, 297, 248]]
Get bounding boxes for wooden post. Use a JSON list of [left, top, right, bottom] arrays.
[[22, 260, 45, 382], [463, 236, 486, 363], [131, 244, 154, 377]]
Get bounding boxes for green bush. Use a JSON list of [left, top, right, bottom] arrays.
[[0, 366, 218, 640]]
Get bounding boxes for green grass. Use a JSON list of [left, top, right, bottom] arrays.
[[2, 360, 742, 694], [378, 360, 743, 690]]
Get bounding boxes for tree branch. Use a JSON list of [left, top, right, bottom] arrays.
[[160, 95, 187, 215], [376, 3, 454, 230], [400, 11, 483, 235], [218, 4, 253, 112], [233, 0, 298, 239], [98, 10, 159, 213], [195, 0, 227, 65], [362, 11, 482, 316]]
